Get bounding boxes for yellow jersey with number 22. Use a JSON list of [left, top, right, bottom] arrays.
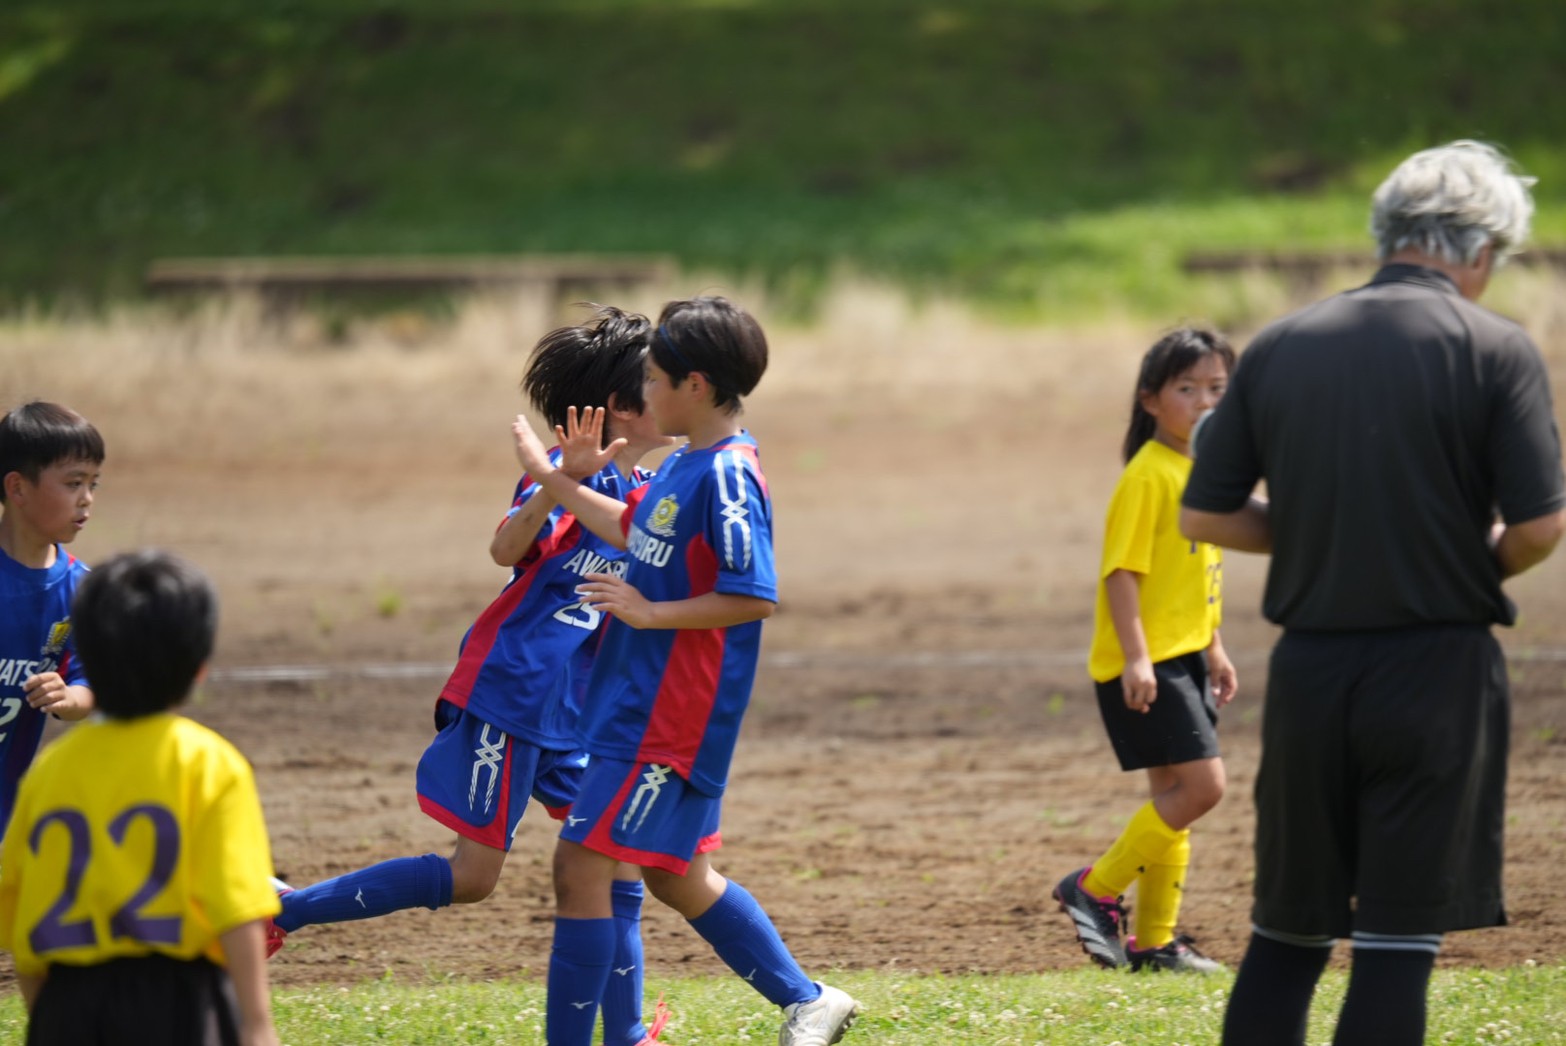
[[0, 713, 279, 977]]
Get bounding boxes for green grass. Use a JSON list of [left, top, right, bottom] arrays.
[[2, 964, 1562, 1043], [3, 0, 1566, 318]]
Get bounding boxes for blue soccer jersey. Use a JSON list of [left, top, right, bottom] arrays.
[[0, 545, 89, 831], [577, 431, 778, 798], [440, 451, 649, 750]]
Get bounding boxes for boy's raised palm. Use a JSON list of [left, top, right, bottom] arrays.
[[556, 406, 626, 479]]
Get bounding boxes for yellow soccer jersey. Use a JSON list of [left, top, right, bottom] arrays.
[[0, 713, 279, 977], [1088, 439, 1223, 683]]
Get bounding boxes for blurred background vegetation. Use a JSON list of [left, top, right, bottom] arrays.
[[3, 0, 1564, 320]]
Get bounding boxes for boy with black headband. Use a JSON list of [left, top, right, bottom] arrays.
[[513, 295, 861, 1046]]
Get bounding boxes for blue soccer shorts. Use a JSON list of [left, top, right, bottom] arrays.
[[416, 700, 587, 850], [560, 756, 723, 874]]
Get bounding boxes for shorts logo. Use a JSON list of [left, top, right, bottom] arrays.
[[469, 724, 507, 815], [622, 764, 671, 834], [646, 495, 679, 537]]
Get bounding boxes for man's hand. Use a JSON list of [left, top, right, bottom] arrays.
[[1209, 648, 1238, 707]]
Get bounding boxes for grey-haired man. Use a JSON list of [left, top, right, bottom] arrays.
[[1182, 141, 1566, 1045]]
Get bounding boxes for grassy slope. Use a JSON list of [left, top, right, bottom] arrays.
[[2, 0, 1564, 316]]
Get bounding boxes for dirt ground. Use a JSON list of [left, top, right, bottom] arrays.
[[5, 287, 1565, 990]]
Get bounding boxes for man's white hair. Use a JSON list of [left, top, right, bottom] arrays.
[[1370, 140, 1535, 265]]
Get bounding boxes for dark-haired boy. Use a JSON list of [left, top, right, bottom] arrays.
[[0, 400, 104, 834], [268, 306, 673, 1046], [515, 296, 861, 1046], [0, 549, 281, 1046]]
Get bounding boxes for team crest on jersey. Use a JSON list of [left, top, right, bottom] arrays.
[[42, 619, 70, 656], [646, 494, 680, 537]]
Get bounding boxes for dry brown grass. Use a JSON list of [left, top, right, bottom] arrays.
[[3, 271, 1564, 665]]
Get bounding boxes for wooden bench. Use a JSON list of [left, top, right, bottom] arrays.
[[1184, 248, 1566, 292], [145, 253, 678, 311], [1186, 248, 1566, 272]]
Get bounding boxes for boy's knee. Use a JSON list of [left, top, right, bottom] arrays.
[[448, 848, 504, 904], [641, 869, 679, 905], [450, 873, 498, 904]]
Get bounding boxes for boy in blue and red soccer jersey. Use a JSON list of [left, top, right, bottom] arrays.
[[0, 401, 103, 834], [269, 307, 672, 1046], [513, 296, 861, 1046]]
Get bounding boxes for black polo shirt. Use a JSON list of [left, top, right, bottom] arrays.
[[1184, 264, 1565, 630]]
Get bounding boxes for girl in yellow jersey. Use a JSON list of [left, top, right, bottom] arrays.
[[1053, 327, 1237, 974], [0, 550, 280, 1046]]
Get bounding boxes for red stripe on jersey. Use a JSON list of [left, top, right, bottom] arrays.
[[637, 537, 722, 776], [441, 512, 579, 705], [716, 440, 768, 497], [620, 484, 651, 538]]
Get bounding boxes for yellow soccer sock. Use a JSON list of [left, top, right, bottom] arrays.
[[1133, 829, 1191, 950], [1082, 801, 1183, 900]]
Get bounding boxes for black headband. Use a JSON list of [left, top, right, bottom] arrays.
[[656, 325, 696, 372]]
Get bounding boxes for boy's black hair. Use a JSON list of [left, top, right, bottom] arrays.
[[650, 296, 769, 415], [72, 549, 218, 719], [0, 401, 105, 502], [1123, 327, 1236, 463], [522, 305, 652, 446]]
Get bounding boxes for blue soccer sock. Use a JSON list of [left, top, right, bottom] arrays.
[[275, 853, 453, 933], [546, 917, 617, 1046], [601, 880, 648, 1046], [687, 880, 817, 1008]]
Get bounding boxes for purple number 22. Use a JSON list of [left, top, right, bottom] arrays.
[[28, 803, 183, 953]]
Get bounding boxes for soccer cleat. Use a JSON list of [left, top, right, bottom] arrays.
[[778, 982, 861, 1046], [1052, 867, 1128, 969], [264, 876, 293, 960], [1126, 933, 1224, 974], [632, 993, 671, 1045]]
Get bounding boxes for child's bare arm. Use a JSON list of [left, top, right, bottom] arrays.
[[575, 573, 773, 630], [490, 492, 556, 566], [1104, 568, 1157, 713], [219, 919, 280, 1046], [512, 412, 632, 550], [17, 972, 44, 1011]]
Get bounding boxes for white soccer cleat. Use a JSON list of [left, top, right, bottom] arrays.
[[778, 982, 860, 1046]]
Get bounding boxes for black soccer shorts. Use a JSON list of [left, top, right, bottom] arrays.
[[1250, 624, 1509, 938]]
